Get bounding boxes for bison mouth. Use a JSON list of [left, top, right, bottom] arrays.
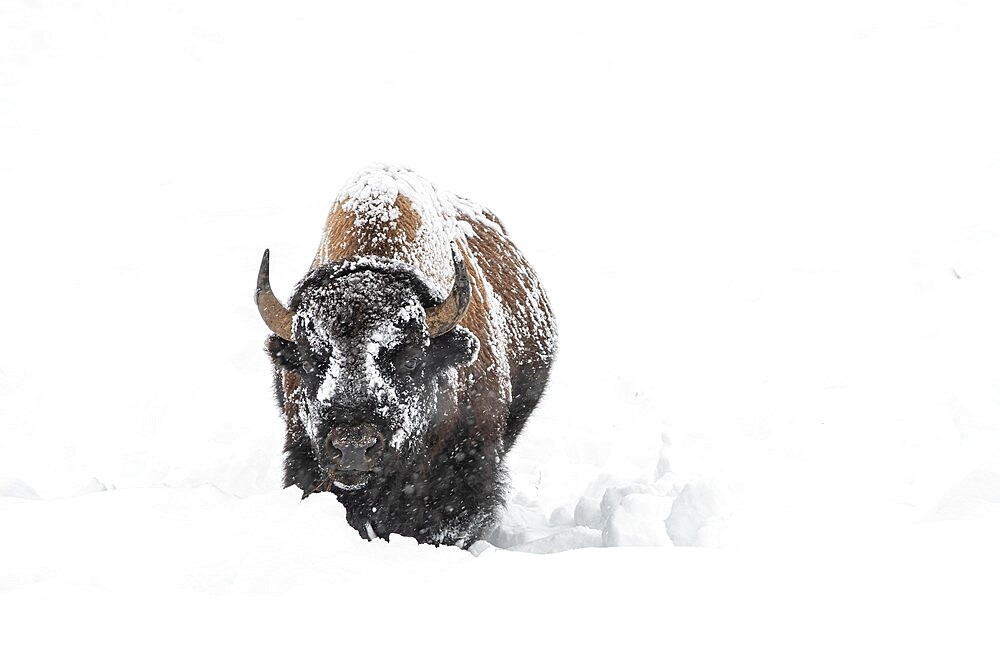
[[331, 470, 373, 491], [306, 469, 376, 495]]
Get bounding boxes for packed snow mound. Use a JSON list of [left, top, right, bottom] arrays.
[[665, 479, 737, 548], [0, 478, 42, 501], [923, 459, 1000, 523], [489, 438, 728, 551]]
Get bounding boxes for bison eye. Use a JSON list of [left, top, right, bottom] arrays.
[[402, 357, 420, 372], [299, 351, 326, 375]]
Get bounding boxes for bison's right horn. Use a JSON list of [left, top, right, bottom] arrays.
[[426, 245, 472, 337], [256, 249, 294, 341]]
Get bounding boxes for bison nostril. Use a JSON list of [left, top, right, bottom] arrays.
[[324, 427, 382, 472]]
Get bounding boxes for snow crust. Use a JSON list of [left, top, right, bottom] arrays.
[[338, 164, 500, 239]]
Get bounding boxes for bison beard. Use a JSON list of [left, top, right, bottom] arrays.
[[258, 165, 556, 548]]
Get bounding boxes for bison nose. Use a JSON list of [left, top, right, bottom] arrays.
[[324, 424, 383, 472]]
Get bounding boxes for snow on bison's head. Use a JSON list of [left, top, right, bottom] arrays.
[[257, 248, 479, 494]]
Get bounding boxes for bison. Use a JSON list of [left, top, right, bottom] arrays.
[[256, 165, 556, 546]]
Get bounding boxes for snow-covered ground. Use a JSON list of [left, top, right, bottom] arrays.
[[2, 1, 1000, 662]]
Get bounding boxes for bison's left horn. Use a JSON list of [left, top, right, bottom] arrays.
[[256, 249, 294, 341], [426, 245, 472, 337]]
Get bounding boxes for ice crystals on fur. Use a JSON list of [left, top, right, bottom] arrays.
[[291, 267, 439, 454]]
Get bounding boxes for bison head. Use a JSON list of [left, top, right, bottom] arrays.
[[257, 249, 479, 493]]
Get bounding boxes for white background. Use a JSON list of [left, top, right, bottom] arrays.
[[2, 1, 999, 663]]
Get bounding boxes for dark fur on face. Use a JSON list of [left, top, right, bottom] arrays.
[[267, 259, 496, 544]]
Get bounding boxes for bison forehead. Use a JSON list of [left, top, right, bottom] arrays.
[[293, 271, 427, 345]]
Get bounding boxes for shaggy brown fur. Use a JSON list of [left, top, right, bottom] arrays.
[[313, 195, 556, 457], [266, 168, 556, 545]]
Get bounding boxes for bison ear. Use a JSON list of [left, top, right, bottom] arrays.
[[430, 325, 479, 369], [267, 334, 301, 371]]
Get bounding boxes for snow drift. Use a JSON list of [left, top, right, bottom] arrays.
[[2, 0, 1000, 663]]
